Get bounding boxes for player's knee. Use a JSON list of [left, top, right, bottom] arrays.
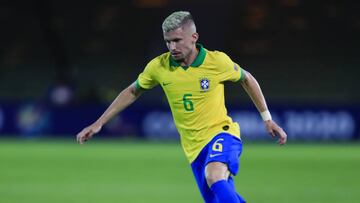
[[205, 171, 226, 186], [205, 162, 229, 186]]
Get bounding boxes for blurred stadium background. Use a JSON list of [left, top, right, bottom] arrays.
[[0, 0, 359, 203]]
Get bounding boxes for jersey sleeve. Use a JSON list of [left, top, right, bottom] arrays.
[[137, 59, 159, 90], [217, 52, 245, 82]]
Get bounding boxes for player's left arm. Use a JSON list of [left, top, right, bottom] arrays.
[[239, 69, 287, 145]]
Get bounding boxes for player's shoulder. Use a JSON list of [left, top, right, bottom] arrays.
[[205, 49, 233, 66], [146, 52, 171, 70], [205, 49, 232, 61]]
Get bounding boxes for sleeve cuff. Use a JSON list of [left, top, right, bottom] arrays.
[[136, 79, 150, 90], [239, 69, 246, 81], [135, 79, 142, 90]]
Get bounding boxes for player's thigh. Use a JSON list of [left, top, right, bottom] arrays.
[[205, 161, 230, 186], [205, 133, 243, 177]]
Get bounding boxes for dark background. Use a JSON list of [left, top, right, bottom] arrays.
[[0, 0, 359, 138], [1, 2, 359, 202]]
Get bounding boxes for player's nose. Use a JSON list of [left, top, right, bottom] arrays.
[[169, 41, 176, 51]]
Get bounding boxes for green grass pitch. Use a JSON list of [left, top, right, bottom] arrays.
[[0, 139, 359, 203]]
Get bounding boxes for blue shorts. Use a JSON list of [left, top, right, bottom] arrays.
[[191, 133, 243, 202]]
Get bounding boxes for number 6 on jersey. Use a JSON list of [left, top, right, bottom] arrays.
[[183, 94, 194, 111]]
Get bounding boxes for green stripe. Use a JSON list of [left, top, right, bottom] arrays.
[[239, 69, 246, 81], [135, 79, 141, 90], [190, 43, 206, 67]]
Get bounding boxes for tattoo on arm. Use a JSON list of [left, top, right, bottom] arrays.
[[130, 81, 144, 98]]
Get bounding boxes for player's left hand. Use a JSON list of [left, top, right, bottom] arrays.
[[264, 120, 287, 145]]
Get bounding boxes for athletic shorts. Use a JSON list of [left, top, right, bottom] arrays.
[[191, 132, 243, 202]]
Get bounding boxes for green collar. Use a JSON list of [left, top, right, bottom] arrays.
[[169, 43, 206, 69]]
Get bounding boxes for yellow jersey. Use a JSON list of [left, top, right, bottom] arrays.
[[137, 44, 245, 163]]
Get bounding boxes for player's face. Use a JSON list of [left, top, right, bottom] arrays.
[[164, 26, 198, 62]]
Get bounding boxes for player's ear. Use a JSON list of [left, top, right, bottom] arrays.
[[192, 32, 199, 44]]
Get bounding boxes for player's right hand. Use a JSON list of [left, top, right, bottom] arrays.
[[76, 124, 102, 144]]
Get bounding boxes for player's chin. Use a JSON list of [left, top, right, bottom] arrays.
[[171, 54, 183, 61]]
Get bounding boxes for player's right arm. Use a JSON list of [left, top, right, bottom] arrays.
[[76, 81, 144, 144]]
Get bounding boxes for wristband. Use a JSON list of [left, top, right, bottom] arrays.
[[260, 110, 272, 121]]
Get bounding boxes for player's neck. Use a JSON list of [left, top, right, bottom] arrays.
[[181, 46, 199, 67]]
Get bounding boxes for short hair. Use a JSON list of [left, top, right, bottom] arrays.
[[162, 11, 195, 33]]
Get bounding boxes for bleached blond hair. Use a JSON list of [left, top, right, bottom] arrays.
[[162, 11, 196, 33]]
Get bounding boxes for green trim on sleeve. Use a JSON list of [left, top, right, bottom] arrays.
[[239, 69, 246, 81], [135, 79, 142, 90], [135, 79, 151, 90]]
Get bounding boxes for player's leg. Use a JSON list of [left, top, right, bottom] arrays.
[[191, 158, 217, 203], [228, 175, 246, 203], [191, 133, 245, 203], [205, 133, 246, 203], [206, 161, 240, 203], [192, 142, 221, 203]]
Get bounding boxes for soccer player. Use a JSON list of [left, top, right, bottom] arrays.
[[76, 11, 287, 203]]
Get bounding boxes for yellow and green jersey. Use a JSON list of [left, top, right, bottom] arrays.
[[136, 44, 245, 163]]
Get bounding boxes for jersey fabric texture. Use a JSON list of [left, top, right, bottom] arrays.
[[137, 44, 245, 163]]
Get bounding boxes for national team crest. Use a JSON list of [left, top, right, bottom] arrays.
[[200, 77, 210, 91]]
